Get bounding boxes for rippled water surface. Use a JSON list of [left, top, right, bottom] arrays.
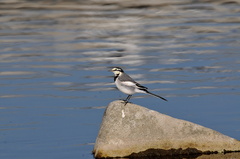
[[0, 0, 240, 158]]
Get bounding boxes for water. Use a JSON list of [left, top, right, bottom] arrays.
[[0, 0, 240, 158]]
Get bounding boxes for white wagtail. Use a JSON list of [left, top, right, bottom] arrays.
[[111, 67, 167, 104]]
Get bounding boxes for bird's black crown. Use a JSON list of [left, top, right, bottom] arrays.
[[112, 67, 124, 72]]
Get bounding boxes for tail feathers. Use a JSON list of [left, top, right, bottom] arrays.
[[146, 90, 168, 101]]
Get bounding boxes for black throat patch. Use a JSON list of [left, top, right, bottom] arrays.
[[114, 74, 119, 82]]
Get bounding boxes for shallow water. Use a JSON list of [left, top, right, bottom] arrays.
[[0, 0, 240, 159]]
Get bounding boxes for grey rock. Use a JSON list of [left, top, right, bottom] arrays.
[[93, 101, 240, 158]]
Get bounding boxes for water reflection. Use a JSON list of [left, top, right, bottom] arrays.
[[0, 0, 240, 159]]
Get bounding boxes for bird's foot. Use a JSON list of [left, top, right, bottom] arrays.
[[121, 99, 130, 106]]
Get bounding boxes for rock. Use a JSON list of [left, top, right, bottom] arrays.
[[93, 101, 240, 158]]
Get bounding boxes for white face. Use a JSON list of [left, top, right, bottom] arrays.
[[111, 67, 122, 76]]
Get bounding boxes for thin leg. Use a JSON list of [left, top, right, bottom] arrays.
[[125, 95, 132, 102], [124, 95, 132, 105]]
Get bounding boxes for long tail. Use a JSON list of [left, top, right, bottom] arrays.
[[146, 90, 167, 101]]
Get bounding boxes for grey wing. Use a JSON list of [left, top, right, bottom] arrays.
[[119, 73, 148, 90], [119, 73, 137, 83], [136, 83, 148, 90]]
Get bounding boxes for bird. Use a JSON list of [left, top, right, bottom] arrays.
[[110, 67, 167, 104]]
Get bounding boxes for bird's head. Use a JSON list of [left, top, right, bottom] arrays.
[[111, 67, 124, 76]]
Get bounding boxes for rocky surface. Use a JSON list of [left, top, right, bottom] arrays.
[[93, 101, 240, 158]]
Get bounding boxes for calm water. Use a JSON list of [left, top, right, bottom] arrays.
[[0, 0, 240, 159]]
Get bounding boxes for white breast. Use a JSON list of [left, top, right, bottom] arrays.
[[115, 78, 136, 95]]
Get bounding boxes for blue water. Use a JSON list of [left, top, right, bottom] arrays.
[[0, 1, 240, 159]]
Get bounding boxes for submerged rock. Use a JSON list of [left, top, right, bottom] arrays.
[[93, 100, 240, 158]]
